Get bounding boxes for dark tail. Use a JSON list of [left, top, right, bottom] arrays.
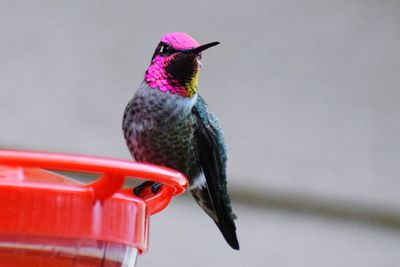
[[191, 186, 239, 250], [217, 219, 239, 250]]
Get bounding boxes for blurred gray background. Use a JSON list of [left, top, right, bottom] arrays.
[[1, 0, 400, 266]]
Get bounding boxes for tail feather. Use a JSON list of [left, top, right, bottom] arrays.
[[191, 186, 239, 250]]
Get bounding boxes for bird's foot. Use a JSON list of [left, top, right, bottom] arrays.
[[133, 181, 163, 197]]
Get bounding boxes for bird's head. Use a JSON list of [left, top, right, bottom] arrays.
[[144, 32, 220, 97]]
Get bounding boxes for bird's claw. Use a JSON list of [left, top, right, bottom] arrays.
[[151, 182, 163, 194], [133, 181, 163, 197]]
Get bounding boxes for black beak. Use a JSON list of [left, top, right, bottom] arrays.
[[186, 41, 220, 54]]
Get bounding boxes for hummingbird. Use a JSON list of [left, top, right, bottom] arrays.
[[122, 32, 239, 250]]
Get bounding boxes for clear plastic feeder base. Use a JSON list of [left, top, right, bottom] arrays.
[[0, 236, 138, 267]]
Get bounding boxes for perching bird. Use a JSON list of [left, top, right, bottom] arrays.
[[122, 32, 239, 250]]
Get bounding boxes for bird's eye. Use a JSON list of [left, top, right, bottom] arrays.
[[158, 43, 175, 55]]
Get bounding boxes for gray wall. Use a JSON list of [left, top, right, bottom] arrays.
[[1, 1, 400, 266]]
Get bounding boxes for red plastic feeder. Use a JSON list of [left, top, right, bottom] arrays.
[[0, 150, 188, 267]]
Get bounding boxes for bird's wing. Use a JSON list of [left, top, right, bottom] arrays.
[[191, 95, 239, 250]]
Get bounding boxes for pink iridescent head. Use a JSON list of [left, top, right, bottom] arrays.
[[144, 32, 220, 97]]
